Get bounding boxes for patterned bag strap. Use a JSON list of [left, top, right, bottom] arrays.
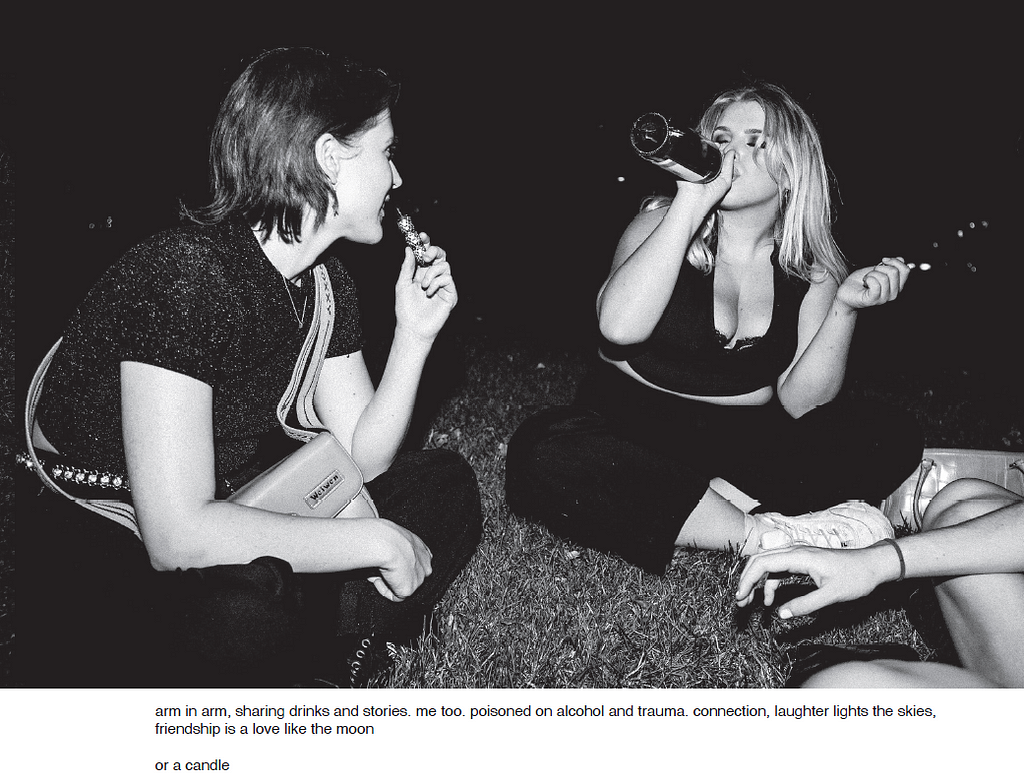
[[23, 338, 142, 539], [276, 264, 335, 442], [272, 264, 378, 518]]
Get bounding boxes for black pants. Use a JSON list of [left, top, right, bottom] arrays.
[[17, 448, 481, 687], [505, 363, 922, 574]]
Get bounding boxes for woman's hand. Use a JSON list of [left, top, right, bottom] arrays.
[[394, 235, 457, 343], [668, 148, 737, 214], [735, 545, 896, 619], [835, 257, 910, 312], [368, 518, 433, 602]]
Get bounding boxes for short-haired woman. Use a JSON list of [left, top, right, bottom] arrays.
[[22, 48, 481, 686]]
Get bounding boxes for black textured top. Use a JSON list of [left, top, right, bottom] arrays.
[[612, 247, 810, 395], [38, 218, 364, 495]]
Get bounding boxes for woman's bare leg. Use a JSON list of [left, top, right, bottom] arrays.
[[802, 659, 995, 688], [801, 479, 1024, 688], [674, 487, 752, 553], [922, 480, 1024, 687]]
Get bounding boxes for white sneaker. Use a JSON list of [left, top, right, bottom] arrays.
[[752, 501, 894, 552]]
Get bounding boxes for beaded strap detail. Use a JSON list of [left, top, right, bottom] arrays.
[[16, 451, 130, 492]]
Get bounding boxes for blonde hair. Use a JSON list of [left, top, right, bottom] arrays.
[[642, 83, 846, 284]]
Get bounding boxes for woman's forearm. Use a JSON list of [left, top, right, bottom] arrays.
[[899, 499, 1024, 580], [142, 501, 404, 573], [597, 202, 704, 345], [350, 326, 433, 479], [777, 297, 858, 417]]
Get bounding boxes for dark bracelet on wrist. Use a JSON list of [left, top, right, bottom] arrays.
[[873, 537, 906, 582]]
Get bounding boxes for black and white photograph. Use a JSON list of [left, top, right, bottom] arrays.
[[2, 7, 1022, 777]]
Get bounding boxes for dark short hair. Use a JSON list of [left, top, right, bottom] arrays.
[[186, 47, 399, 242]]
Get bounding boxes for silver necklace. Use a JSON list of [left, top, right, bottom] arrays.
[[282, 274, 307, 328]]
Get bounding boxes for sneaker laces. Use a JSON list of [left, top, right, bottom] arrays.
[[760, 518, 854, 550]]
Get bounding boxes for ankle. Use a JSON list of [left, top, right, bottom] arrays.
[[740, 513, 761, 556]]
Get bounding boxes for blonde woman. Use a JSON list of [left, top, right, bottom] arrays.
[[506, 83, 921, 574]]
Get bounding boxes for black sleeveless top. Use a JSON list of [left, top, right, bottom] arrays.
[[608, 246, 810, 396]]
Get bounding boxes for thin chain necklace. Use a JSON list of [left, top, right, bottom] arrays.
[[281, 273, 307, 329]]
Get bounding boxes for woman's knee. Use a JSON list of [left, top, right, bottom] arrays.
[[382, 448, 480, 507], [397, 449, 482, 550], [801, 659, 934, 688], [418, 446, 478, 489], [801, 660, 892, 688], [506, 407, 608, 486], [923, 479, 1022, 532], [803, 659, 993, 688], [507, 407, 571, 469], [160, 557, 299, 658]]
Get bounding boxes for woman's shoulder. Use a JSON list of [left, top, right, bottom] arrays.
[[125, 220, 247, 266], [627, 203, 670, 231], [316, 252, 362, 298], [115, 220, 267, 290]]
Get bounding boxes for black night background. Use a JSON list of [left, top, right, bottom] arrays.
[[17, 13, 1022, 377]]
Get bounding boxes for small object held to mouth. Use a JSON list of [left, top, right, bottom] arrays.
[[396, 208, 432, 267]]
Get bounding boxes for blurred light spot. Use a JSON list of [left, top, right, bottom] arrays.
[[967, 262, 977, 272], [907, 262, 917, 269], [957, 229, 964, 238], [969, 222, 976, 229], [919, 262, 932, 271], [616, 176, 626, 182], [981, 220, 989, 228], [932, 241, 939, 248]]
